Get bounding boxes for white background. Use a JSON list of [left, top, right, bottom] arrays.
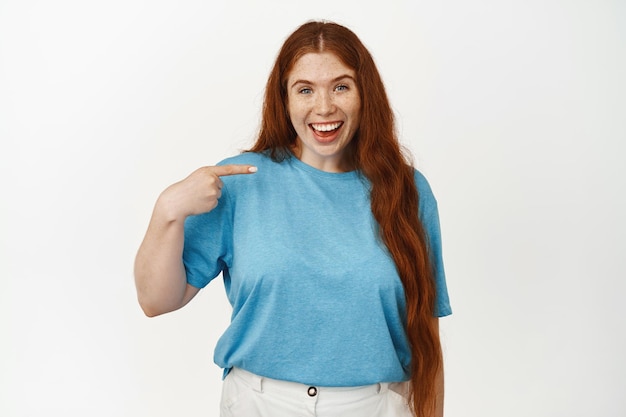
[[1, 0, 625, 416]]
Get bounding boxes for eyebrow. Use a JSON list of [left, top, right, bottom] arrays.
[[290, 74, 356, 89]]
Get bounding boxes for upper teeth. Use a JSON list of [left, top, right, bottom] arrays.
[[312, 122, 342, 132]]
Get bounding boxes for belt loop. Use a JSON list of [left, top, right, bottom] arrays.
[[252, 372, 264, 393], [378, 382, 388, 394]]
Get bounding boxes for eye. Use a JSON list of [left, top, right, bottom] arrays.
[[335, 84, 349, 92], [298, 87, 312, 94]]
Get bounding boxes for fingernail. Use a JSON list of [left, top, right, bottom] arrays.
[[248, 166, 258, 173]]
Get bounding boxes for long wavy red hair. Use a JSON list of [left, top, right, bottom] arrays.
[[249, 21, 442, 416]]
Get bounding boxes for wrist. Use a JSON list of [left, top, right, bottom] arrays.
[[155, 185, 189, 224]]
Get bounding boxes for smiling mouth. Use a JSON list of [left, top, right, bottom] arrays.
[[310, 122, 343, 132]]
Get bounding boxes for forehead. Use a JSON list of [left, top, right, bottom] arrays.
[[287, 52, 356, 83]]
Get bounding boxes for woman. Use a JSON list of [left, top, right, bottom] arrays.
[[135, 21, 451, 417]]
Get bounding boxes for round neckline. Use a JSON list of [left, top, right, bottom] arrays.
[[286, 152, 361, 181]]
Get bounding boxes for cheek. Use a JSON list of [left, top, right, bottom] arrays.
[[286, 100, 306, 122], [339, 94, 361, 115], [353, 101, 361, 115], [348, 101, 361, 120]]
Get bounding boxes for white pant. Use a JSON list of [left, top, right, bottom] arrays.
[[220, 367, 413, 417]]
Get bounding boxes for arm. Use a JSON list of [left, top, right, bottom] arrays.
[[134, 190, 199, 317], [134, 164, 257, 317]]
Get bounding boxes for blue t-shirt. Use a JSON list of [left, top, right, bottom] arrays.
[[183, 152, 451, 387]]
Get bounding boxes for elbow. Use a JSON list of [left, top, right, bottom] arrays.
[[137, 298, 159, 317], [136, 286, 188, 317], [136, 295, 171, 318], [135, 286, 170, 317], [134, 275, 177, 318], [134, 269, 191, 318], [139, 303, 163, 318]]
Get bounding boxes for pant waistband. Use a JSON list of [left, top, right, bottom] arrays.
[[228, 367, 391, 398]]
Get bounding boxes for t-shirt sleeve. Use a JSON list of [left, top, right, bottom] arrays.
[[182, 186, 234, 289], [414, 170, 452, 317]]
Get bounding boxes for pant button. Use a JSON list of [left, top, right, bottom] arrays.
[[307, 386, 317, 397]]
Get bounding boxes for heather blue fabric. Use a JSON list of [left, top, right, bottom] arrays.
[[183, 152, 451, 387]]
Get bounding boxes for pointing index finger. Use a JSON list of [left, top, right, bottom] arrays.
[[212, 164, 258, 177]]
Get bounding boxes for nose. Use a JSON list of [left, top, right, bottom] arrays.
[[314, 91, 335, 115]]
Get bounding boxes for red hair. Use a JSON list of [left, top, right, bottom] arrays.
[[249, 21, 442, 416]]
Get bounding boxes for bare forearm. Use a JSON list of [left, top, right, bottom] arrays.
[[134, 197, 189, 317]]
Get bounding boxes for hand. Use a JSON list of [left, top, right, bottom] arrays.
[[157, 164, 257, 221]]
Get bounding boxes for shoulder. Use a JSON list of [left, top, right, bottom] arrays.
[[412, 169, 435, 199], [217, 151, 272, 167], [215, 152, 289, 194], [216, 152, 280, 186], [412, 168, 439, 216]]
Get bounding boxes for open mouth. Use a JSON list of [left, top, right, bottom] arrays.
[[310, 122, 343, 133]]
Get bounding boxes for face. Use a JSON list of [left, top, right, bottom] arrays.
[[286, 52, 361, 172]]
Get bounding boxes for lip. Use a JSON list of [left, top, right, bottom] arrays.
[[309, 122, 343, 143]]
